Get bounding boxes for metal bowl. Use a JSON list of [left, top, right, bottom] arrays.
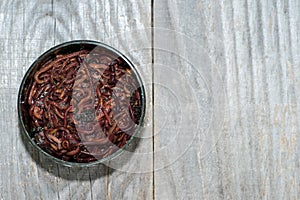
[[18, 40, 146, 167]]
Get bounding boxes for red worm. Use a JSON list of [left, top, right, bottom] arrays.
[[107, 122, 117, 135], [64, 106, 73, 127], [28, 81, 37, 105], [128, 105, 136, 123], [33, 84, 51, 100], [47, 134, 61, 144], [33, 106, 42, 120], [101, 107, 111, 125], [59, 58, 69, 73], [49, 101, 68, 110], [66, 146, 80, 156], [54, 106, 64, 119], [54, 50, 88, 63], [34, 62, 54, 84], [50, 143, 58, 151], [76, 90, 92, 114], [62, 61, 77, 73], [57, 126, 70, 134], [62, 140, 70, 150], [25, 50, 143, 163]]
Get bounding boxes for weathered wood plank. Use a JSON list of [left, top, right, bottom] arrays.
[[0, 1, 59, 199], [0, 0, 152, 199], [154, 0, 224, 199], [154, 0, 300, 199]]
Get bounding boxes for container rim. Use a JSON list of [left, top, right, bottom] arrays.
[[17, 40, 146, 167]]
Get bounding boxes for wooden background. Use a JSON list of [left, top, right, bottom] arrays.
[[1, 0, 300, 199]]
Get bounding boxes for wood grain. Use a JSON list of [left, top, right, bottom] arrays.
[[154, 0, 300, 199], [154, 0, 225, 199], [0, 0, 152, 199], [1, 0, 300, 199]]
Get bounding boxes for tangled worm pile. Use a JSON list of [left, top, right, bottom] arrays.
[[25, 50, 142, 162]]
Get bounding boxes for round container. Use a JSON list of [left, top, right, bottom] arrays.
[[18, 40, 146, 167]]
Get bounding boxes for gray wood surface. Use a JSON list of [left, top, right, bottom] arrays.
[[0, 0, 152, 200], [154, 0, 300, 199], [1, 0, 300, 199]]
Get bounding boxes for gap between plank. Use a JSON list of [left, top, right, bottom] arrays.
[[151, 0, 155, 200]]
